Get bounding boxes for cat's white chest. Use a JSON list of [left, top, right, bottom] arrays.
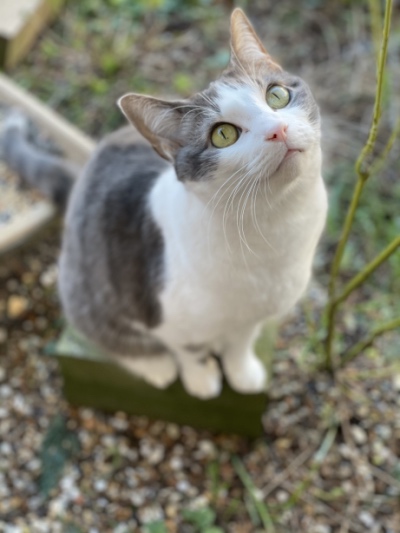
[[150, 168, 327, 346]]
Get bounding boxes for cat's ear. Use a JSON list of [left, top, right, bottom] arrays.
[[118, 93, 185, 162], [229, 8, 280, 71]]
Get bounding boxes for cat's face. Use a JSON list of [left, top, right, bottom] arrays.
[[119, 9, 321, 198]]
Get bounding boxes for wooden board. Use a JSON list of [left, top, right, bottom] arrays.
[[0, 73, 95, 256], [52, 326, 276, 437], [0, 0, 65, 69]]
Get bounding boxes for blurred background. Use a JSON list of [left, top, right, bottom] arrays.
[[0, 0, 400, 532]]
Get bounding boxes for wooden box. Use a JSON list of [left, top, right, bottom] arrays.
[[52, 326, 275, 437]]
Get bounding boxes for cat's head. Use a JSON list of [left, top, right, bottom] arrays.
[[119, 9, 321, 197]]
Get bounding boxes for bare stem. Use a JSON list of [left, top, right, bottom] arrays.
[[342, 317, 400, 365], [334, 235, 400, 307], [370, 117, 400, 176], [324, 0, 393, 368]]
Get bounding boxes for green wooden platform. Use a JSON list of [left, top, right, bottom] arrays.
[[52, 326, 275, 437]]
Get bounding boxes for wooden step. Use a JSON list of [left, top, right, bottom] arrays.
[[0, 0, 65, 69], [52, 326, 276, 437]]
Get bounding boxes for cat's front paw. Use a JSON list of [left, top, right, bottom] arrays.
[[224, 352, 267, 394], [181, 357, 222, 399]]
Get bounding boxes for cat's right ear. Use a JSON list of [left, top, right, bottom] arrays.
[[229, 8, 281, 71], [118, 93, 185, 162]]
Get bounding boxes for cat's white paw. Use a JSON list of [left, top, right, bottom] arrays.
[[181, 357, 222, 399], [224, 352, 267, 394], [117, 353, 178, 389]]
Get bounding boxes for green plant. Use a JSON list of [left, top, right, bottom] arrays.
[[323, 0, 400, 369], [145, 506, 224, 533]]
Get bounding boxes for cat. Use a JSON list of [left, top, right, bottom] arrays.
[[1, 9, 327, 399]]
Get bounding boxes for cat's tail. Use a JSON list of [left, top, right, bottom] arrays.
[[0, 109, 80, 210]]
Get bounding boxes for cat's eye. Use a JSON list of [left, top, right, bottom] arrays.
[[266, 85, 290, 110], [211, 123, 239, 148]]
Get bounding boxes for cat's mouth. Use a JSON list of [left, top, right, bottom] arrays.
[[283, 148, 302, 160], [274, 148, 303, 173]]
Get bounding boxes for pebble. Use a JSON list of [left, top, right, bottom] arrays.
[[375, 424, 392, 441], [0, 385, 12, 398], [94, 479, 108, 492], [40, 265, 58, 288], [7, 295, 29, 319], [312, 525, 332, 533], [276, 490, 289, 503], [137, 504, 163, 524], [359, 510, 376, 528], [351, 425, 368, 445], [176, 480, 190, 493], [170, 456, 183, 471], [393, 374, 400, 391]]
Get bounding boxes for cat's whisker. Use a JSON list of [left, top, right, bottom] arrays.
[[235, 166, 261, 258], [216, 164, 256, 251], [252, 172, 276, 252], [204, 162, 252, 257], [222, 165, 256, 254], [198, 92, 219, 111]]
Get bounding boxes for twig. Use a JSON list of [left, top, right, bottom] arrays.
[[369, 463, 400, 492], [370, 117, 400, 176], [342, 316, 400, 365], [281, 480, 365, 533], [282, 427, 338, 510], [368, 0, 383, 60], [262, 447, 313, 498], [324, 0, 394, 368], [333, 235, 400, 307], [339, 492, 359, 533]]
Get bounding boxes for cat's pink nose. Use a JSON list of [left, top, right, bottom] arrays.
[[265, 124, 288, 142]]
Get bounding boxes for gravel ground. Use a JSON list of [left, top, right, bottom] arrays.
[[1, 239, 399, 532], [0, 161, 42, 228], [1, 1, 400, 531]]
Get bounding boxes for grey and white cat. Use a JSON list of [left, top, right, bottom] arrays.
[[1, 9, 327, 398]]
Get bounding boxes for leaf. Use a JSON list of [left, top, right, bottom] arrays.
[[39, 414, 80, 497], [182, 507, 216, 529], [144, 521, 168, 533]]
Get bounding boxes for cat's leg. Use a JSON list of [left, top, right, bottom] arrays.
[[172, 346, 222, 399], [115, 353, 178, 389], [221, 324, 267, 394]]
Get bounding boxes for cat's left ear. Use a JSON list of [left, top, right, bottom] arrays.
[[230, 8, 281, 71], [118, 93, 185, 162]]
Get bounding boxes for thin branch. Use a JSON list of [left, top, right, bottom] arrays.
[[324, 0, 393, 368], [355, 0, 393, 179], [368, 0, 383, 60], [342, 316, 400, 365], [333, 234, 400, 306], [370, 117, 400, 176]]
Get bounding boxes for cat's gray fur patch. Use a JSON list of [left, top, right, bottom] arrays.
[[59, 136, 169, 356], [173, 87, 221, 182]]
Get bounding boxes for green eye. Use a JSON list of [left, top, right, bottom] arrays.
[[211, 123, 239, 148], [266, 85, 290, 109]]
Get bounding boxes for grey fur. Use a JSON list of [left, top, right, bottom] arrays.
[[59, 133, 169, 356], [0, 111, 79, 209]]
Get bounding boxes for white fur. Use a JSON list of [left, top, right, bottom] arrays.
[[145, 84, 327, 398], [115, 353, 178, 389]]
